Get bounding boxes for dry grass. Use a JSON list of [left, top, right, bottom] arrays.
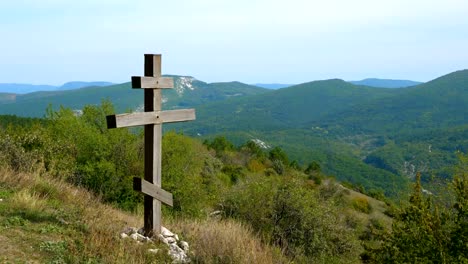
[[0, 168, 167, 263], [0, 168, 289, 263], [169, 218, 289, 264]]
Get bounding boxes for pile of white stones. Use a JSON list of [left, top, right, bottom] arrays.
[[120, 226, 190, 263]]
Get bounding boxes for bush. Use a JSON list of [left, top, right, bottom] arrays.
[[352, 196, 372, 214], [222, 175, 362, 262]]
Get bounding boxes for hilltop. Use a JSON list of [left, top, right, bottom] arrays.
[[349, 78, 422, 88], [0, 112, 393, 263]]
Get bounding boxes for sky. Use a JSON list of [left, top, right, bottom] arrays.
[[1, 0, 468, 85]]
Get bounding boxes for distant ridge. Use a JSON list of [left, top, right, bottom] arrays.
[[0, 83, 57, 94], [0, 81, 114, 94], [59, 81, 114, 90], [253, 83, 294, 89], [349, 78, 423, 88]]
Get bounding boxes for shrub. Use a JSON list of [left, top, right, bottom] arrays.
[[352, 196, 372, 214], [247, 159, 265, 173], [222, 175, 362, 262]]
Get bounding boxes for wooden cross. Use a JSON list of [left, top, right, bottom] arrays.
[[106, 54, 195, 236]]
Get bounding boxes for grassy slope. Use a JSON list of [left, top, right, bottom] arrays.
[[0, 168, 287, 263], [0, 167, 391, 263]]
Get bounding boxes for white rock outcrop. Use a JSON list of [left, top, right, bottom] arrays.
[[120, 226, 190, 263]]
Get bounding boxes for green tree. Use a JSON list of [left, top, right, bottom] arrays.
[[365, 173, 452, 263], [205, 136, 235, 156], [450, 154, 468, 261]]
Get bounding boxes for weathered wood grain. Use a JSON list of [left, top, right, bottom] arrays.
[[131, 76, 174, 89], [106, 109, 195, 128], [144, 54, 162, 236]]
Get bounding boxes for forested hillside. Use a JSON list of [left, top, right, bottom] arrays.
[[1, 103, 467, 263], [2, 70, 468, 198], [0, 105, 389, 263], [0, 77, 268, 117], [171, 70, 468, 196]]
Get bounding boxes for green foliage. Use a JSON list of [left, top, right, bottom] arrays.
[[162, 131, 224, 217], [451, 154, 468, 261], [241, 140, 265, 158], [351, 196, 372, 214], [269, 146, 289, 165], [204, 135, 235, 156], [365, 166, 468, 263], [305, 161, 321, 174], [45, 102, 142, 210], [222, 175, 362, 262]]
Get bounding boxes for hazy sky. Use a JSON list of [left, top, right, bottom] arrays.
[[1, 0, 467, 85]]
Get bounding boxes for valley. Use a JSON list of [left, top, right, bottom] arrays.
[[1, 71, 468, 196]]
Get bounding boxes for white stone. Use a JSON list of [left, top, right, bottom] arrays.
[[148, 248, 160, 254], [161, 226, 174, 237], [120, 233, 128, 239], [166, 237, 177, 244], [209, 210, 222, 217], [174, 234, 179, 241], [0, 198, 3, 202], [130, 233, 139, 241], [168, 246, 190, 263], [170, 244, 184, 254], [180, 241, 189, 252], [158, 234, 169, 245]]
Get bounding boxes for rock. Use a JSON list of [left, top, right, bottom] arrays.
[[0, 198, 3, 202], [166, 237, 177, 244], [168, 244, 190, 263], [120, 226, 189, 263], [130, 233, 148, 242], [209, 210, 222, 217], [180, 241, 189, 252], [122, 227, 138, 235], [158, 234, 169, 245], [130, 233, 139, 241], [161, 226, 174, 237], [137, 227, 145, 235], [148, 248, 160, 254]]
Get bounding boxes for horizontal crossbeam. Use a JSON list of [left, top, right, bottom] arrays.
[[132, 76, 174, 89], [106, 109, 195, 129], [133, 177, 173, 207]]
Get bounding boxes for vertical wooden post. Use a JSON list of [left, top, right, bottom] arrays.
[[144, 54, 162, 236]]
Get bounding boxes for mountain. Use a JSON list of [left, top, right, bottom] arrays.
[[0, 76, 269, 117], [168, 70, 468, 194], [0, 83, 57, 94], [0, 93, 16, 103], [180, 79, 399, 134], [253, 83, 294, 89], [324, 70, 468, 135], [3, 70, 467, 196], [349, 78, 423, 88], [58, 81, 114, 90], [0, 81, 113, 94]]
